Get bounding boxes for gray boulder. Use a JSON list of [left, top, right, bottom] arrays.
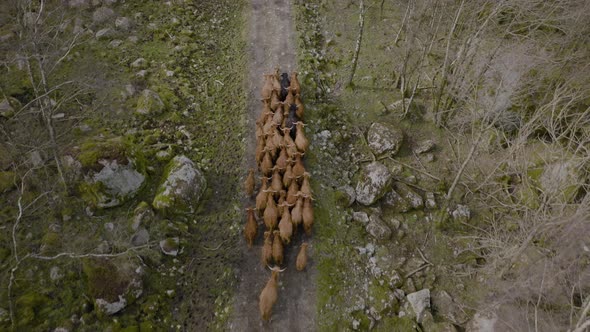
[[366, 122, 403, 156], [91, 159, 145, 208], [366, 214, 392, 241], [78, 137, 146, 208], [152, 155, 206, 214], [136, 89, 164, 116], [406, 289, 431, 323], [355, 161, 393, 206], [83, 258, 143, 316]]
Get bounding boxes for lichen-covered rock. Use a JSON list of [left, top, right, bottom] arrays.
[[451, 204, 471, 222], [395, 183, 424, 209], [77, 137, 146, 208], [160, 237, 180, 256], [366, 215, 392, 241], [136, 89, 164, 116], [82, 257, 143, 316], [153, 155, 206, 214], [353, 211, 370, 225], [382, 189, 410, 212], [356, 161, 393, 206], [336, 185, 356, 207], [366, 122, 404, 156], [406, 289, 431, 323], [431, 290, 469, 325]]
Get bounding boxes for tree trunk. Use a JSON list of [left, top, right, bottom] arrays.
[[347, 0, 365, 87]]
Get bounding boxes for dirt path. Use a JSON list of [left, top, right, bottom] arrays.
[[228, 0, 317, 331]]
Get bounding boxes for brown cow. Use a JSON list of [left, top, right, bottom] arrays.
[[244, 207, 258, 248], [296, 242, 309, 271], [259, 265, 286, 321], [244, 168, 255, 197], [261, 231, 273, 266], [272, 230, 284, 265], [290, 71, 301, 95], [302, 195, 314, 236], [278, 204, 293, 244]]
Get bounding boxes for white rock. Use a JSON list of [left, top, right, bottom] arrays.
[[366, 122, 403, 155], [406, 289, 431, 323], [355, 161, 393, 206], [352, 211, 370, 225], [451, 204, 471, 222]]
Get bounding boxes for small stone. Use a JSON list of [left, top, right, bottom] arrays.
[[30, 150, 43, 167], [338, 185, 356, 206], [160, 237, 180, 256], [109, 39, 122, 48], [382, 189, 410, 212], [128, 36, 138, 43], [95, 28, 113, 40], [422, 153, 435, 163], [131, 57, 147, 68], [50, 266, 63, 281], [165, 70, 174, 77], [366, 215, 392, 241], [353, 211, 370, 225], [136, 70, 147, 78], [115, 17, 131, 31], [425, 192, 437, 209], [395, 183, 423, 209], [131, 228, 149, 246], [104, 222, 114, 232], [414, 140, 436, 154], [96, 241, 110, 254], [451, 204, 471, 222]]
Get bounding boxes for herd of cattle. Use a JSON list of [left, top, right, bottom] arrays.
[[243, 69, 313, 322]]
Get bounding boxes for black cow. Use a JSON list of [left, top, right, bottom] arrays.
[[285, 103, 299, 140], [279, 73, 290, 102]]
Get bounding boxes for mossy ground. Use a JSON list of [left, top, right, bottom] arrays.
[[0, 0, 247, 330], [294, 0, 486, 329]]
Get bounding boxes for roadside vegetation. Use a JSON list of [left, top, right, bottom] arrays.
[[295, 0, 590, 330], [0, 0, 246, 330]]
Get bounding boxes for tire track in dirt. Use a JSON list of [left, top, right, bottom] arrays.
[[228, 0, 317, 331]]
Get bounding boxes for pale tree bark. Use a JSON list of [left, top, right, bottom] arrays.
[[347, 0, 365, 87]]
